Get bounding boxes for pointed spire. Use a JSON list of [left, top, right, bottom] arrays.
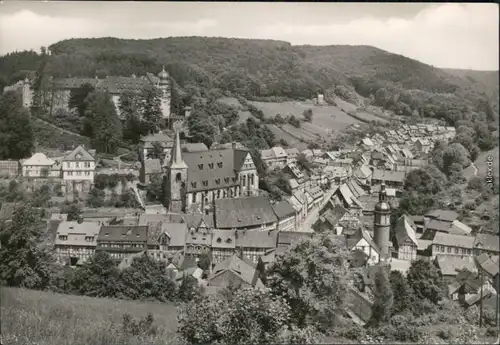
[[379, 182, 387, 202], [169, 130, 187, 169]]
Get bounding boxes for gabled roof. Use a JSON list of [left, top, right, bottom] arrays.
[[22, 153, 54, 166], [236, 230, 278, 249], [210, 254, 258, 286], [347, 228, 380, 254], [433, 232, 475, 249], [354, 164, 372, 179], [450, 220, 472, 236], [181, 143, 208, 153], [277, 231, 313, 247], [63, 145, 95, 162], [211, 229, 236, 249], [272, 201, 296, 220], [183, 148, 250, 193], [426, 219, 453, 232], [215, 196, 277, 229], [474, 234, 500, 253], [322, 205, 347, 227], [435, 255, 477, 276], [285, 147, 300, 156], [98, 225, 148, 243], [160, 222, 187, 247], [394, 215, 418, 247], [425, 209, 459, 223], [55, 221, 100, 247]]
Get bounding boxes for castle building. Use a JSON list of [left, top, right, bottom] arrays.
[[164, 130, 259, 214], [373, 183, 392, 262], [7, 68, 171, 119]]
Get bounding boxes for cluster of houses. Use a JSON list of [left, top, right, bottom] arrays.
[[0, 146, 97, 195]]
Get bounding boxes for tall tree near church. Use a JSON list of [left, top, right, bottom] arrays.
[[84, 91, 122, 154], [119, 91, 145, 143], [140, 85, 163, 134], [369, 265, 394, 325]]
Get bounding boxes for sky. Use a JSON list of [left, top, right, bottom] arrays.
[[0, 2, 498, 71]]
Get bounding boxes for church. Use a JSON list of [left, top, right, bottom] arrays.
[[164, 130, 259, 214]]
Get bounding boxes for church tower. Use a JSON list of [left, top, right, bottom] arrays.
[[164, 129, 187, 213], [158, 66, 171, 119], [373, 183, 391, 262]]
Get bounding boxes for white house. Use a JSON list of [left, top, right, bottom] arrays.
[[348, 228, 380, 265], [62, 146, 96, 193], [55, 221, 100, 266], [21, 153, 56, 178]]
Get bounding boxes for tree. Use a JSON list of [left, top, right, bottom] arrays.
[[87, 188, 105, 208], [389, 270, 413, 315], [30, 49, 49, 116], [32, 184, 51, 207], [369, 265, 393, 325], [60, 203, 83, 221], [178, 288, 298, 345], [288, 115, 301, 128], [119, 91, 145, 144], [0, 203, 54, 289], [177, 275, 202, 302], [406, 259, 443, 306], [70, 251, 120, 297], [440, 142, 471, 175], [267, 233, 356, 331], [69, 82, 95, 118], [140, 85, 163, 134], [84, 91, 123, 154], [0, 91, 35, 160], [116, 253, 177, 302], [146, 174, 164, 203], [197, 251, 211, 271], [303, 109, 313, 122], [149, 141, 164, 161]]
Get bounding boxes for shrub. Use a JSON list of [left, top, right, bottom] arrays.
[[486, 327, 498, 337], [341, 325, 367, 340], [437, 328, 455, 340], [122, 313, 157, 337]]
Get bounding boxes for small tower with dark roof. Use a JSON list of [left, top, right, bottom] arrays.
[[157, 65, 171, 120], [374, 182, 391, 262], [164, 129, 187, 213]]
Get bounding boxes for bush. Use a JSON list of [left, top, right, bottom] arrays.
[[486, 327, 498, 337], [341, 325, 367, 340], [437, 328, 455, 340], [122, 313, 157, 337]]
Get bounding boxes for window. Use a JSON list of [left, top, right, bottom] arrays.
[[85, 172, 90, 176], [440, 246, 445, 252], [75, 162, 80, 168], [67, 171, 73, 176], [198, 164, 203, 170], [209, 163, 214, 169], [447, 247, 451, 253], [455, 248, 459, 254], [58, 235, 67, 241], [191, 182, 197, 188], [224, 177, 229, 183], [461, 248, 466, 254], [176, 173, 182, 182], [216, 179, 221, 185], [202, 181, 208, 187], [217, 190, 221, 199], [217, 162, 222, 168], [226, 238, 232, 244], [76, 171, 81, 176], [467, 249, 472, 254], [85, 162, 91, 168], [192, 193, 197, 203], [216, 237, 222, 243]]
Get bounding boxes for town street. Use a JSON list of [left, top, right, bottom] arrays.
[[298, 186, 337, 232]]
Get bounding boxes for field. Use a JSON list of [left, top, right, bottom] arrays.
[[247, 100, 361, 147], [1, 287, 180, 345]]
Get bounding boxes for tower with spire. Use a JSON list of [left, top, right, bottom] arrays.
[[158, 66, 171, 120], [373, 183, 391, 262], [163, 129, 187, 213]]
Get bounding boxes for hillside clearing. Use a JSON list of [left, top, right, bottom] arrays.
[[1, 287, 179, 345], [32, 117, 91, 150], [217, 96, 253, 123]]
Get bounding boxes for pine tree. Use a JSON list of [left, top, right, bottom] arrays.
[[119, 91, 146, 143], [140, 85, 163, 134]]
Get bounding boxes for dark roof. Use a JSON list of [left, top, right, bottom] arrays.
[[474, 234, 500, 253], [347, 228, 380, 253], [272, 201, 296, 220], [52, 78, 99, 89], [277, 231, 313, 247], [161, 222, 188, 247], [394, 215, 418, 247], [183, 148, 250, 193], [425, 209, 459, 222], [212, 229, 236, 249], [98, 225, 148, 243], [98, 76, 152, 94], [184, 213, 215, 229], [322, 205, 347, 227], [215, 196, 277, 229], [433, 232, 475, 248], [236, 230, 278, 249]]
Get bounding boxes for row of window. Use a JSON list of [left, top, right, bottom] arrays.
[[99, 243, 145, 248], [191, 187, 239, 203], [66, 171, 92, 176], [58, 235, 94, 242], [198, 162, 223, 170], [69, 162, 92, 168], [435, 245, 473, 255]]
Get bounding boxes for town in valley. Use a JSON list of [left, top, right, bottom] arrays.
[[0, 2, 498, 345]]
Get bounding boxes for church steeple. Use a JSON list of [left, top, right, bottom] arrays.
[[169, 130, 187, 169]]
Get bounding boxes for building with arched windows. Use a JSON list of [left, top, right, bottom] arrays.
[[164, 130, 259, 214]]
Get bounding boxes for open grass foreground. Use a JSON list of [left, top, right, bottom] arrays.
[[1, 287, 180, 345]]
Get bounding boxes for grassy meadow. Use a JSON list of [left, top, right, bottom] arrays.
[[1, 287, 180, 345]]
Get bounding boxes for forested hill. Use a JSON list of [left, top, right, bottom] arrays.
[[0, 36, 498, 123]]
